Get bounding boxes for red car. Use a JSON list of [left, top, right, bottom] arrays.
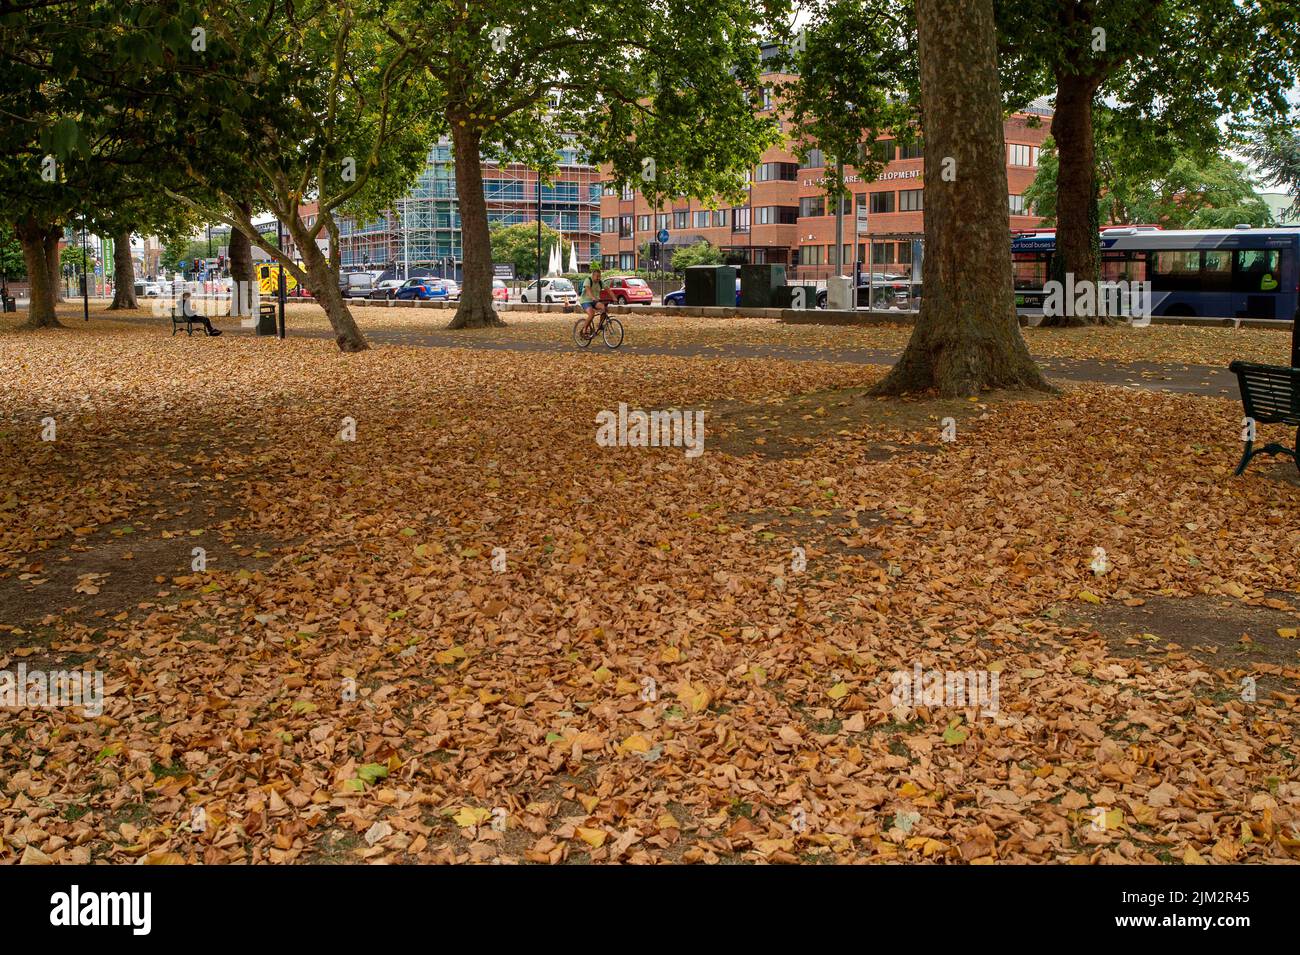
[[600, 276, 653, 305], [492, 279, 509, 303]]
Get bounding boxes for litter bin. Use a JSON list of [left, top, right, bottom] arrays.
[[1, 291, 15, 313], [256, 302, 277, 335]]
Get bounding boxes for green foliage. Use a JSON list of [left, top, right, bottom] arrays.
[[774, 0, 918, 200], [0, 230, 24, 278], [1026, 120, 1274, 229], [1245, 114, 1300, 220], [490, 221, 571, 278], [670, 240, 726, 271], [160, 237, 214, 274]]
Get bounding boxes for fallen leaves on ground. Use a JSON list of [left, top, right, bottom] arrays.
[[0, 309, 1297, 865]]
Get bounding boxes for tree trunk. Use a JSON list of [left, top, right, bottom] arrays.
[[44, 228, 63, 302], [108, 227, 139, 309], [228, 203, 254, 316], [1041, 69, 1107, 327], [287, 215, 368, 352], [448, 123, 505, 329], [871, 0, 1050, 398], [16, 216, 62, 328]]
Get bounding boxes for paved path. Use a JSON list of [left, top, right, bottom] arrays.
[[121, 314, 1244, 399]]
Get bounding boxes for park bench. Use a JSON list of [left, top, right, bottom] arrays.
[[171, 299, 201, 336], [1228, 360, 1300, 475]]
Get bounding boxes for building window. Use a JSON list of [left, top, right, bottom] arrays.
[[673, 211, 689, 230], [870, 191, 895, 214], [621, 185, 634, 201], [603, 183, 618, 197], [732, 207, 750, 231], [899, 139, 924, 160], [756, 162, 799, 182], [602, 217, 617, 234], [694, 210, 709, 228], [620, 252, 634, 270], [897, 242, 912, 265], [799, 196, 825, 218], [1008, 194, 1027, 215], [760, 86, 774, 110], [800, 148, 826, 170], [802, 245, 826, 265], [866, 139, 895, 164], [899, 189, 923, 212], [756, 206, 798, 225], [873, 243, 891, 265], [619, 215, 633, 238], [637, 215, 651, 231], [656, 213, 669, 230], [712, 208, 729, 227], [1008, 144, 1038, 167]]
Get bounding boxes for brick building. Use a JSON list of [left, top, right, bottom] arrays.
[[600, 81, 1051, 279]]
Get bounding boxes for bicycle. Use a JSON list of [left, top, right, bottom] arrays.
[[572, 300, 624, 349]]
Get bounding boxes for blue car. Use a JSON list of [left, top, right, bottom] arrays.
[[663, 278, 741, 306], [393, 277, 449, 301]]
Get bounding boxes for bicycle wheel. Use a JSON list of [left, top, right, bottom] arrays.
[[572, 318, 594, 348], [602, 318, 624, 349]]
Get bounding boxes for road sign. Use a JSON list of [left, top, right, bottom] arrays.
[[657, 229, 669, 244]]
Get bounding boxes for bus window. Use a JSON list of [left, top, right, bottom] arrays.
[[1151, 250, 1201, 291], [1013, 253, 1049, 290], [260, 266, 270, 279], [1102, 252, 1147, 284], [1234, 249, 1281, 292], [1203, 250, 1232, 292]]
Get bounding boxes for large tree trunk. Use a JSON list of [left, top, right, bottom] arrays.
[[448, 123, 504, 329], [872, 0, 1050, 398], [16, 217, 62, 328], [108, 227, 139, 309], [44, 228, 63, 302], [1041, 69, 1107, 327], [228, 203, 254, 316], [286, 215, 368, 352]]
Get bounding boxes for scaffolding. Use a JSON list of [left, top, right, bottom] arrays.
[[336, 139, 600, 279]]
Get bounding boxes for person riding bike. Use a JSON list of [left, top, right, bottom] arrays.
[[579, 268, 605, 336]]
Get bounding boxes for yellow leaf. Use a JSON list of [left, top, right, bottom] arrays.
[[1182, 846, 1208, 865], [827, 681, 849, 700], [1277, 628, 1297, 639], [660, 646, 681, 663], [478, 688, 501, 704], [619, 734, 651, 754], [656, 812, 680, 830], [453, 806, 492, 828], [576, 826, 607, 848], [1077, 590, 1102, 604]]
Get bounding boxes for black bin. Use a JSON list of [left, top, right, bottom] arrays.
[[684, 265, 737, 307], [739, 264, 786, 309], [773, 285, 817, 309], [256, 302, 277, 335]]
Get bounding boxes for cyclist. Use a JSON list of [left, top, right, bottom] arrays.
[[579, 268, 605, 337]]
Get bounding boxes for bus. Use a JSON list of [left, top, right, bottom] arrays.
[[1011, 226, 1300, 322]]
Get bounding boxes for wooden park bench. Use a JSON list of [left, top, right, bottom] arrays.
[[1229, 360, 1300, 475]]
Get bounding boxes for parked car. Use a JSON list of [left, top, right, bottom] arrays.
[[393, 277, 449, 301], [369, 279, 404, 300], [438, 279, 461, 302], [492, 279, 509, 303], [340, 270, 382, 299], [662, 278, 741, 306], [600, 276, 653, 305], [134, 280, 163, 298], [520, 277, 577, 305], [816, 274, 917, 309]]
